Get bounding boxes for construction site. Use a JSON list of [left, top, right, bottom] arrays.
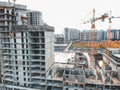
[[50, 49, 120, 90], [0, 0, 119, 90], [51, 9, 120, 90]]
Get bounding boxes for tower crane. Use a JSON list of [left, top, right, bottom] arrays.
[[72, 9, 120, 66], [83, 9, 109, 66]]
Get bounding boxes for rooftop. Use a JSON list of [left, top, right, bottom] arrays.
[[52, 50, 120, 86], [54, 52, 75, 63], [113, 54, 120, 58], [0, 1, 27, 10]]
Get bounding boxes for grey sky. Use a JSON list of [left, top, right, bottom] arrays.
[[2, 0, 120, 33]]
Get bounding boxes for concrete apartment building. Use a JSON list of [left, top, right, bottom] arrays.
[[0, 2, 28, 90], [64, 28, 80, 43], [0, 1, 54, 90], [0, 1, 120, 90], [64, 28, 107, 43], [54, 34, 64, 44], [54, 34, 66, 52], [110, 29, 120, 40], [79, 30, 107, 41], [27, 10, 43, 25]]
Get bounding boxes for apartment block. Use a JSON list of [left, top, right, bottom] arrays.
[[0, 1, 54, 90], [0, 1, 120, 90], [54, 34, 64, 44], [27, 10, 43, 25], [64, 28, 80, 43]]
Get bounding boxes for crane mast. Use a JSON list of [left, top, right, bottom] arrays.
[[72, 9, 120, 66], [90, 9, 95, 66], [106, 11, 112, 64]]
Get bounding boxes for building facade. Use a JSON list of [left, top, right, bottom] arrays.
[[110, 29, 120, 40], [27, 10, 43, 25], [64, 28, 80, 43], [54, 34, 64, 44], [80, 30, 107, 41], [0, 1, 54, 90], [0, 2, 27, 90], [64, 28, 108, 43], [0, 1, 120, 90]]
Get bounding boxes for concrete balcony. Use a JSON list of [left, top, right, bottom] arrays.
[[3, 63, 13, 66], [0, 18, 13, 21], [52, 81, 63, 87], [31, 79, 46, 85], [41, 65, 45, 68], [4, 72, 13, 76], [29, 58, 45, 61], [29, 48, 45, 51], [29, 44, 45, 49], [28, 42, 43, 44], [2, 46, 11, 49], [29, 54, 45, 56], [29, 56, 45, 60], [31, 76, 41, 79], [31, 69, 40, 73], [1, 53, 11, 56], [0, 13, 5, 15], [1, 41, 10, 43], [46, 81, 62, 88], [30, 76, 45, 79], [4, 66, 13, 70], [4, 76, 13, 81], [3, 69, 13, 71], [29, 36, 44, 38], [47, 82, 53, 86], [31, 84, 46, 89], [30, 64, 40, 67]]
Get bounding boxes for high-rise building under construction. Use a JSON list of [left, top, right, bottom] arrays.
[[27, 10, 43, 25], [0, 1, 120, 90], [0, 1, 54, 90]]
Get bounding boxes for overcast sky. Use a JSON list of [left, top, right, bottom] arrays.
[[2, 0, 120, 33]]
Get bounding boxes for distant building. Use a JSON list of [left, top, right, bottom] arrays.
[[64, 28, 80, 43], [94, 30, 107, 41], [54, 34, 64, 44], [80, 30, 107, 41], [54, 34, 67, 52], [80, 30, 91, 41], [27, 10, 43, 25], [64, 28, 107, 43], [110, 29, 120, 40]]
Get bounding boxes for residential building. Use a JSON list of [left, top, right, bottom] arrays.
[[27, 10, 43, 25], [80, 30, 107, 41], [64, 28, 108, 43], [0, 2, 27, 90], [0, 1, 120, 90], [110, 29, 120, 40], [54, 34, 64, 44], [64, 28, 80, 43], [0, 1, 54, 90]]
